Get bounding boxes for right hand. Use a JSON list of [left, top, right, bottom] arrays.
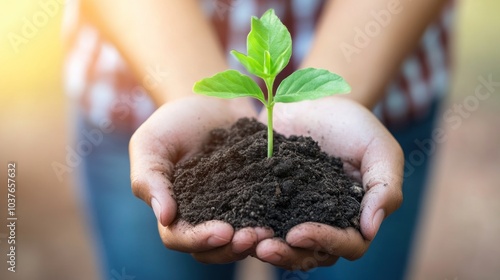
[[254, 97, 404, 270], [129, 96, 274, 263]]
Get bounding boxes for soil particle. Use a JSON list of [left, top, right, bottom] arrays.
[[173, 118, 364, 238]]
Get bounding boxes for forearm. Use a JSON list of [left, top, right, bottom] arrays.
[[301, 0, 448, 109], [83, 0, 227, 105]]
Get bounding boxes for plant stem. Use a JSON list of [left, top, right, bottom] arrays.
[[265, 78, 275, 158], [267, 104, 273, 157]]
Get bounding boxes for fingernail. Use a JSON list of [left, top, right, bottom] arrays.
[[264, 253, 282, 263], [292, 238, 315, 248], [208, 235, 230, 247], [232, 241, 255, 254], [372, 209, 385, 236], [255, 227, 274, 241], [151, 198, 162, 224]]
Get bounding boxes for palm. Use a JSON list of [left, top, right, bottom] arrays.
[[256, 97, 404, 269], [130, 96, 274, 263]]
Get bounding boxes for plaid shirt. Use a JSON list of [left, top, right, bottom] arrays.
[[63, 0, 454, 131]]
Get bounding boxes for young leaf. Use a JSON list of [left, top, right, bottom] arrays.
[[231, 50, 267, 78], [251, 10, 292, 76], [274, 68, 351, 103], [235, 9, 292, 78], [193, 70, 266, 104]]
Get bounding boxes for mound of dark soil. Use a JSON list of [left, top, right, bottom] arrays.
[[173, 118, 364, 238]]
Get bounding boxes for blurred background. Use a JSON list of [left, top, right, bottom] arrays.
[[0, 0, 499, 279]]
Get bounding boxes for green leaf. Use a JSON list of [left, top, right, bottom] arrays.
[[264, 50, 272, 75], [193, 70, 265, 104], [234, 9, 292, 79], [275, 68, 351, 103], [231, 50, 266, 77]]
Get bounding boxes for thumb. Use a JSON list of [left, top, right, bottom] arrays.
[[129, 124, 178, 227], [358, 136, 404, 241]]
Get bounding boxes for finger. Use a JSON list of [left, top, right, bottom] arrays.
[[129, 120, 179, 226], [192, 245, 248, 264], [158, 220, 233, 253], [264, 98, 403, 244], [231, 227, 258, 254], [359, 134, 404, 240], [192, 227, 273, 263], [297, 98, 404, 240], [256, 238, 338, 270], [232, 227, 274, 254], [285, 222, 370, 261], [130, 98, 251, 226]]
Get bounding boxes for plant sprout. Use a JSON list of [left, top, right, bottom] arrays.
[[194, 9, 351, 158]]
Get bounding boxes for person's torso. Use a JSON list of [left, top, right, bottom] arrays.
[[63, 0, 454, 131]]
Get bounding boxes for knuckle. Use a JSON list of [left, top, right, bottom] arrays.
[[320, 256, 339, 267], [392, 188, 404, 211], [159, 227, 181, 251], [158, 227, 172, 247], [161, 236, 172, 248], [129, 127, 142, 147], [324, 241, 342, 256], [298, 256, 320, 271], [130, 176, 147, 200], [344, 246, 365, 261], [192, 253, 211, 264], [193, 249, 243, 264], [396, 143, 404, 160]]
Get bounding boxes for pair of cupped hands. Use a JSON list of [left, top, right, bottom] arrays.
[[129, 95, 404, 270]]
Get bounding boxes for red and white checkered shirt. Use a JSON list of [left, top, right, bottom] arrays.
[[63, 0, 454, 131]]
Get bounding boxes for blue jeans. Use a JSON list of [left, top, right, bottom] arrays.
[[77, 102, 438, 280]]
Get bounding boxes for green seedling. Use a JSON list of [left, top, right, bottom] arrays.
[[194, 9, 351, 157]]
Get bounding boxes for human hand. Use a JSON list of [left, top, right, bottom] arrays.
[[256, 97, 404, 270], [129, 96, 273, 263]]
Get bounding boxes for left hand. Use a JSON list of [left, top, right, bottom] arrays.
[[130, 96, 273, 264], [255, 97, 404, 270]]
